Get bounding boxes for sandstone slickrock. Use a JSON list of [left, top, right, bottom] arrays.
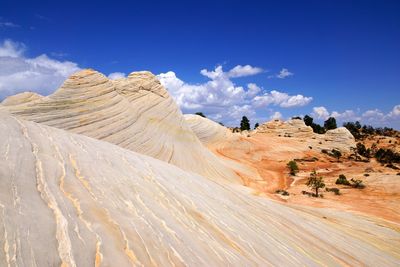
[[254, 119, 356, 152], [184, 114, 237, 145], [0, 69, 237, 183], [0, 112, 399, 266]]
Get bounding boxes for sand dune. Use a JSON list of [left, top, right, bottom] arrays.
[[1, 112, 399, 266]]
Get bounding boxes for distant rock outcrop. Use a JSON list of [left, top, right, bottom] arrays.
[[255, 119, 314, 138], [0, 69, 238, 183], [254, 119, 355, 152]]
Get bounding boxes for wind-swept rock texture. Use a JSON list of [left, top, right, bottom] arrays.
[[1, 112, 399, 266], [0, 69, 237, 183], [254, 118, 356, 152], [184, 114, 237, 145], [1, 69, 399, 266]]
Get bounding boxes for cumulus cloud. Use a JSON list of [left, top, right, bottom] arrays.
[[0, 39, 80, 99], [312, 106, 330, 120], [270, 111, 282, 120], [227, 65, 263, 78], [108, 72, 126, 80], [254, 90, 312, 108], [277, 68, 293, 79], [0, 21, 20, 28], [158, 65, 311, 125], [269, 68, 294, 79], [311, 105, 400, 128]]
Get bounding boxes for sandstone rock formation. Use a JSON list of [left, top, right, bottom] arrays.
[[1, 111, 399, 266], [0, 69, 237, 183], [254, 119, 355, 152], [255, 119, 314, 138], [184, 114, 237, 145]]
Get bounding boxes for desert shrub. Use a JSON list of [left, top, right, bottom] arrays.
[[386, 163, 399, 170], [275, 190, 289, 196], [364, 173, 370, 177], [254, 122, 259, 129], [326, 187, 341, 195], [336, 174, 350, 185], [287, 160, 299, 176], [350, 178, 365, 189], [324, 117, 337, 130], [375, 148, 400, 164], [356, 143, 371, 158], [331, 149, 342, 161], [195, 112, 206, 118], [240, 116, 250, 131], [303, 115, 313, 126], [306, 170, 325, 197]]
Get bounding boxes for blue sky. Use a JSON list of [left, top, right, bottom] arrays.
[[0, 0, 399, 128]]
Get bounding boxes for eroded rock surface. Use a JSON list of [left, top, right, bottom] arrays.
[[0, 69, 237, 183], [0, 112, 399, 266]]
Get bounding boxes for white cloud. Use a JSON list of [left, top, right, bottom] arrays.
[[0, 39, 25, 57], [227, 65, 263, 78], [0, 21, 20, 28], [108, 72, 126, 80], [388, 105, 400, 118], [310, 105, 400, 128], [269, 68, 294, 79], [0, 39, 81, 99], [253, 90, 312, 108], [270, 111, 282, 120], [158, 65, 311, 125], [277, 68, 293, 79], [312, 106, 330, 120]]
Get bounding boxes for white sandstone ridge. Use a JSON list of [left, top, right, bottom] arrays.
[[255, 118, 356, 152], [0, 69, 238, 183], [1, 111, 399, 266], [184, 114, 238, 145]]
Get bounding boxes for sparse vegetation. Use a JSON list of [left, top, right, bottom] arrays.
[[324, 117, 337, 130], [240, 116, 250, 131], [254, 122, 259, 129], [306, 170, 325, 197], [331, 149, 342, 162], [335, 174, 365, 188], [275, 189, 289, 196], [287, 160, 299, 176], [343, 121, 398, 140], [336, 174, 351, 185], [326, 187, 340, 195], [356, 143, 371, 158], [375, 148, 400, 164], [195, 112, 206, 118], [350, 178, 365, 189], [303, 115, 326, 134]]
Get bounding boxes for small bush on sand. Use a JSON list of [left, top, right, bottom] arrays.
[[336, 174, 350, 185], [287, 160, 299, 176]]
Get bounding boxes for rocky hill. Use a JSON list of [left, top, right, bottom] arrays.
[[0, 69, 399, 266]]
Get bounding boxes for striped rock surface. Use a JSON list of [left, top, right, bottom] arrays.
[[0, 69, 237, 183], [0, 112, 399, 266]]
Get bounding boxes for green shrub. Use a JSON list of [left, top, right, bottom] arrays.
[[336, 174, 350, 185], [287, 160, 299, 176], [306, 170, 325, 197], [350, 178, 365, 189], [275, 190, 289, 196], [326, 187, 341, 195]]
